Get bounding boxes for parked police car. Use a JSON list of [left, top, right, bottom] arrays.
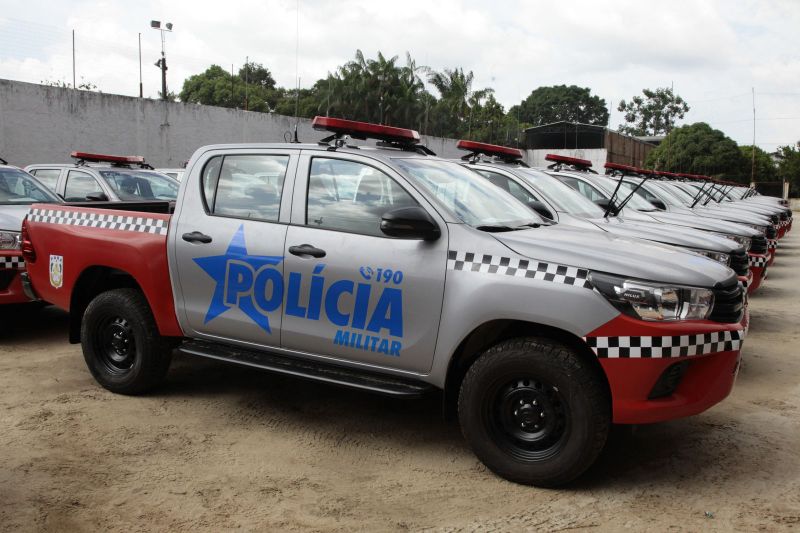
[[0, 158, 61, 305], [26, 152, 179, 202], [22, 118, 747, 487], [450, 141, 752, 288]]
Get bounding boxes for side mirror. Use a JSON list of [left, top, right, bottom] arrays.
[[650, 199, 667, 210], [594, 198, 619, 216], [380, 206, 440, 240], [85, 192, 109, 201], [527, 200, 554, 220]]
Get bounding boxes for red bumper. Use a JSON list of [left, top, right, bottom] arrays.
[[586, 313, 747, 425], [747, 253, 769, 294], [0, 254, 31, 305]]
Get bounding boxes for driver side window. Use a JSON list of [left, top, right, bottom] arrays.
[[306, 158, 418, 237]]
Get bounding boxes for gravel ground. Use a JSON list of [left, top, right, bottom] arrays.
[[1, 229, 798, 532]]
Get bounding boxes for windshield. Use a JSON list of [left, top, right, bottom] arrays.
[[516, 168, 605, 218], [660, 182, 697, 204], [0, 168, 60, 205], [99, 170, 179, 201], [592, 177, 660, 211], [647, 182, 689, 207], [393, 159, 543, 228]]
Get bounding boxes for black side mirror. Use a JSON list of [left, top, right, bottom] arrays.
[[650, 199, 667, 210], [594, 198, 619, 216], [380, 206, 440, 240], [527, 200, 554, 220], [85, 192, 109, 201]]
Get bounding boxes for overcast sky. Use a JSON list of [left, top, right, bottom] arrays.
[[1, 0, 798, 150]]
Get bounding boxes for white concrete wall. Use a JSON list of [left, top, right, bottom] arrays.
[[0, 79, 466, 167]]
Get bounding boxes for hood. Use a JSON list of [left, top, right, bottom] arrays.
[[589, 218, 743, 253], [630, 209, 762, 238], [691, 206, 772, 226], [0, 205, 31, 232], [493, 224, 736, 288]]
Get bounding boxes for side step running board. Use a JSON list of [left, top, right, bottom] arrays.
[[178, 340, 435, 398]]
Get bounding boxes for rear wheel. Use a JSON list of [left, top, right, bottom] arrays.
[[458, 337, 609, 487], [81, 288, 173, 394]]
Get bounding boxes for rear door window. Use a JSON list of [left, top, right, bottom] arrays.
[[29, 168, 61, 192], [64, 170, 104, 201], [202, 154, 289, 222]]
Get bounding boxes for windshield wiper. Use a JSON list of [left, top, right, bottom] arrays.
[[475, 224, 517, 232]]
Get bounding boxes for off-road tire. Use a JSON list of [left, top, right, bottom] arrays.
[[81, 288, 173, 395], [458, 337, 610, 487]]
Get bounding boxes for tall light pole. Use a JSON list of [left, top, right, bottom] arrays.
[[150, 20, 173, 100]]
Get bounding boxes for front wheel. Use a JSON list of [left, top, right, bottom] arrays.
[[458, 337, 610, 487], [81, 288, 173, 395]]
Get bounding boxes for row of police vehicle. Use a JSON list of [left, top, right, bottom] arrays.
[[0, 117, 792, 487]]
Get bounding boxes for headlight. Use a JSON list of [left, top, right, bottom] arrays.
[[746, 224, 766, 234], [590, 272, 714, 321], [692, 249, 730, 266], [722, 234, 751, 250], [0, 231, 21, 250]]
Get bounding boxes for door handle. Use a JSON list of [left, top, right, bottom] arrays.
[[289, 244, 326, 258], [182, 231, 213, 244]]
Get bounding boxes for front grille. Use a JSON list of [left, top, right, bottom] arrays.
[[750, 234, 768, 254], [770, 214, 779, 224], [766, 226, 778, 239], [729, 250, 749, 276], [780, 212, 788, 221], [709, 281, 745, 324]]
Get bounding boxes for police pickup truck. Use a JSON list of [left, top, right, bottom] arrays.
[[21, 118, 748, 487]]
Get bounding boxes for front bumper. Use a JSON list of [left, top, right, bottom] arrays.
[[0, 256, 32, 305], [747, 253, 769, 294], [585, 312, 747, 425]]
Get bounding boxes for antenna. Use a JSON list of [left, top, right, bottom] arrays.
[[294, 0, 300, 125], [751, 87, 756, 186]]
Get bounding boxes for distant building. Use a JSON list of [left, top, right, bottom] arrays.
[[523, 121, 658, 170]]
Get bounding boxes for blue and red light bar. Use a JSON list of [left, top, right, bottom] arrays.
[[544, 154, 592, 168], [70, 151, 146, 165], [456, 140, 524, 159], [312, 116, 420, 143]]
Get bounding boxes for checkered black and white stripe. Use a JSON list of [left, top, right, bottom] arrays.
[[768, 239, 777, 251], [447, 250, 592, 289], [28, 208, 168, 235], [586, 329, 744, 358], [0, 256, 25, 270], [749, 255, 768, 268]]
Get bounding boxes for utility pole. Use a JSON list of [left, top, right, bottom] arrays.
[[751, 87, 756, 185], [72, 30, 76, 88], [150, 21, 173, 100], [138, 33, 143, 98]]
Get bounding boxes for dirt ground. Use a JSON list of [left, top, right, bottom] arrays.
[[1, 231, 798, 532]]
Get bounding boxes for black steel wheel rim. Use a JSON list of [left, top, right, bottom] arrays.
[[96, 316, 136, 373], [485, 377, 570, 461]]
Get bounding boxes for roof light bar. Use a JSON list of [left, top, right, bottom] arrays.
[[604, 162, 640, 174], [70, 151, 146, 164], [312, 116, 420, 143], [544, 154, 592, 168], [456, 140, 524, 159]]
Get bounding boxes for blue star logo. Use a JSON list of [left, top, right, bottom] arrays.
[[193, 224, 283, 333]]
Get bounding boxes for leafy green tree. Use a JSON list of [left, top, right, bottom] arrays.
[[644, 122, 747, 180], [425, 67, 492, 138], [738, 145, 777, 182], [618, 87, 689, 136], [776, 142, 800, 193], [179, 63, 279, 111], [509, 85, 608, 127]]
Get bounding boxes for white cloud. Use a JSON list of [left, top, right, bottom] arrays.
[[1, 0, 798, 148]]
